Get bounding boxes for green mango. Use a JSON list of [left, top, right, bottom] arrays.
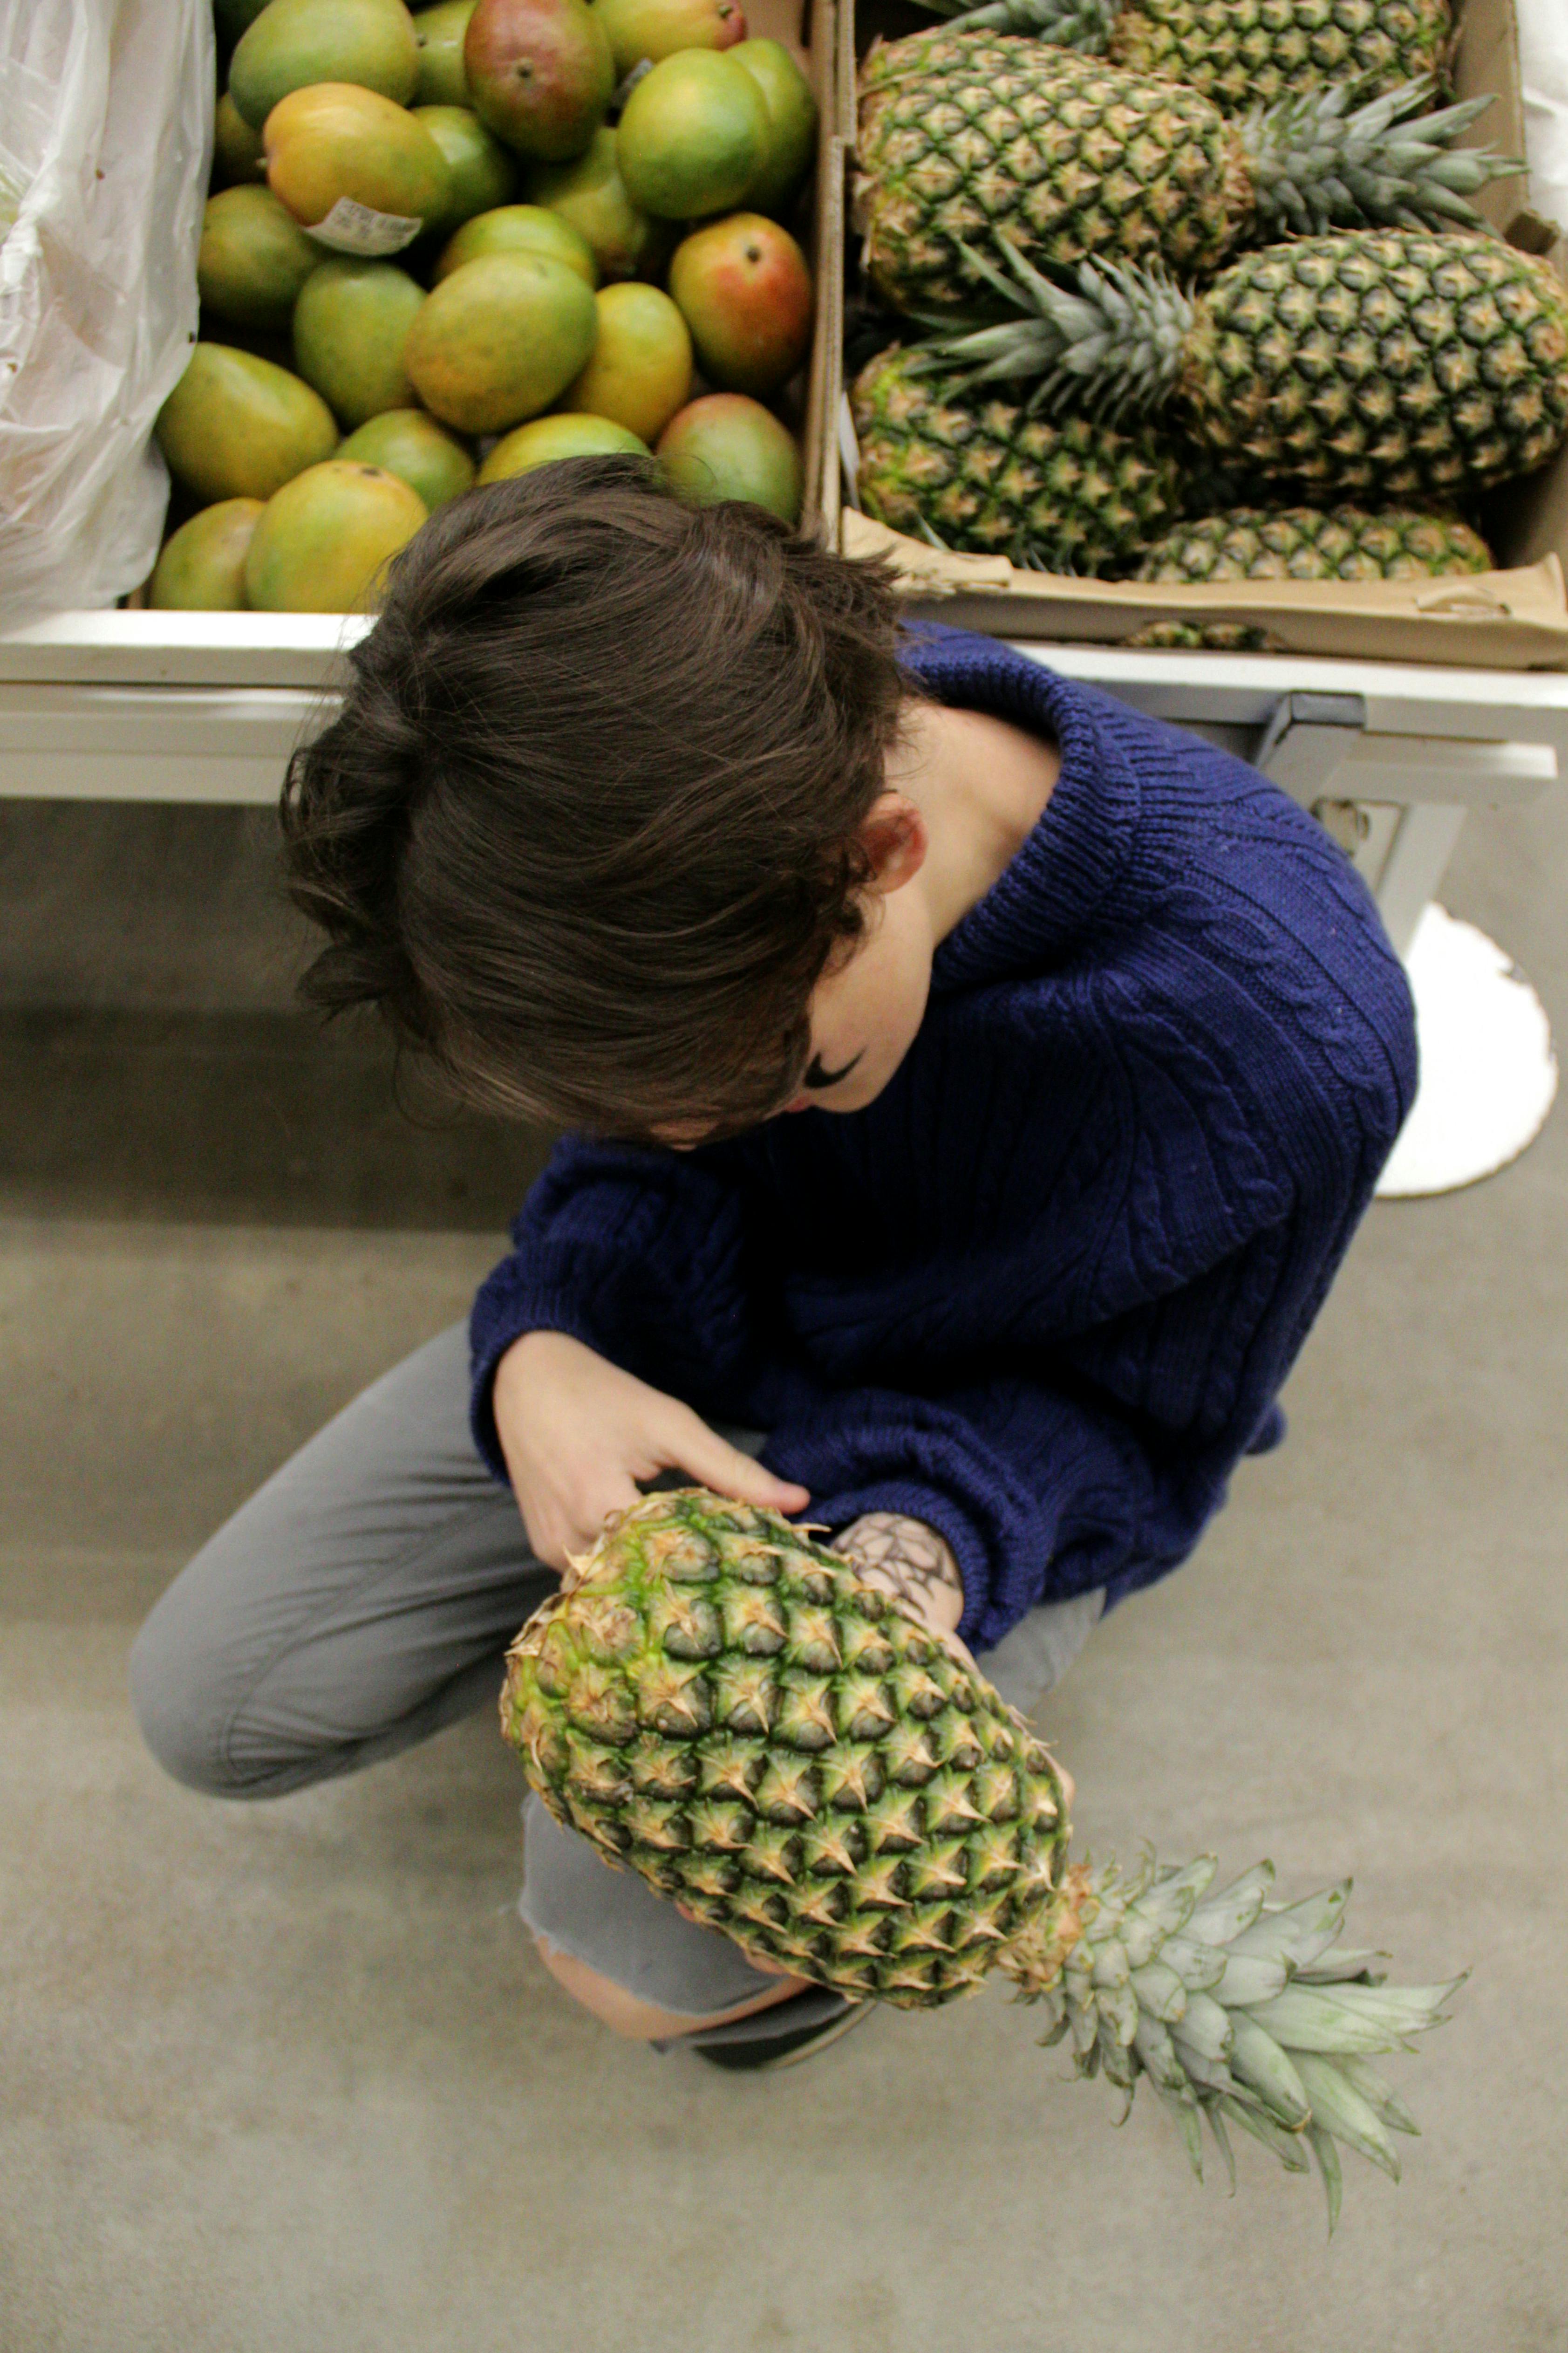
[[477, 412, 649, 480], [230, 0, 420, 129], [413, 104, 518, 230], [616, 50, 767, 221], [198, 186, 321, 332], [412, 0, 477, 102], [292, 259, 427, 429], [729, 39, 817, 216], [593, 0, 745, 77], [150, 500, 265, 609], [338, 409, 477, 508], [403, 250, 598, 433], [245, 460, 430, 611], [656, 392, 801, 522], [434, 201, 597, 285], [212, 92, 267, 187], [528, 127, 671, 283], [155, 344, 340, 503]]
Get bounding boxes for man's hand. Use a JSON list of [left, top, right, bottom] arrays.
[[834, 1512, 1075, 1806], [832, 1511, 977, 1672], [492, 1329, 810, 1573]]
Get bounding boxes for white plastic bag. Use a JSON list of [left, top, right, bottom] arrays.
[[0, 0, 213, 627], [1517, 0, 1568, 234]]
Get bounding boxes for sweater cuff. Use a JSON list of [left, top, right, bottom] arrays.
[[785, 1471, 999, 1652], [818, 1477, 1001, 1647]]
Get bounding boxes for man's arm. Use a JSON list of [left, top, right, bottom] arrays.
[[473, 1136, 805, 1567], [470, 1135, 763, 1478], [763, 1334, 1266, 1657], [833, 1511, 966, 1641]]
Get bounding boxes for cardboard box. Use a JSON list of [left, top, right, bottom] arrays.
[[709, 0, 839, 524], [797, 0, 844, 529], [131, 0, 839, 606], [824, 0, 1568, 669]]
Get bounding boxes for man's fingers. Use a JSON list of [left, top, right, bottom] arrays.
[[666, 1414, 810, 1514], [520, 1471, 642, 1571]]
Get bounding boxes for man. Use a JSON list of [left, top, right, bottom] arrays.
[[131, 464, 1415, 2070]]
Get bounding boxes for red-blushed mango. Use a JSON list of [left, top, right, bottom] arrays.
[[435, 200, 596, 284], [560, 281, 692, 445], [213, 93, 267, 187], [150, 500, 265, 610], [414, 104, 518, 229], [264, 84, 451, 240], [244, 460, 430, 611], [337, 409, 477, 508], [293, 259, 426, 428], [657, 392, 800, 521], [404, 250, 598, 431], [230, 0, 420, 128], [477, 411, 649, 479], [155, 344, 340, 504], [464, 0, 614, 162], [198, 185, 321, 332], [413, 0, 477, 101], [617, 50, 767, 220], [594, 0, 745, 78], [528, 129, 671, 283], [729, 38, 816, 215], [668, 212, 811, 397]]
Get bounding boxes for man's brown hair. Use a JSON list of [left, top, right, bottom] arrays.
[[280, 459, 910, 1138]]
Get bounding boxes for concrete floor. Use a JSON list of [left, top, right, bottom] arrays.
[[2, 783, 1565, 2353]]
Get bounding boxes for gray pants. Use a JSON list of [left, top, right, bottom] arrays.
[[130, 1323, 1101, 2037]]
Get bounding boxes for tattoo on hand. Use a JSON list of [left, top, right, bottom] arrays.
[[833, 1512, 963, 1627]]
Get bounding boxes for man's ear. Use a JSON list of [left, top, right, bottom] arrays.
[[857, 792, 928, 895]]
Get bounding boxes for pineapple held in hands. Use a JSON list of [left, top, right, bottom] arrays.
[[502, 1491, 1463, 2226]]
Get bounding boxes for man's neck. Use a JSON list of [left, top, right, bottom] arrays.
[[887, 697, 1063, 945]]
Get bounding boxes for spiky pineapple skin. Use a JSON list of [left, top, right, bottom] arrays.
[[858, 33, 1251, 316], [1182, 231, 1568, 498], [1125, 619, 1285, 648], [1137, 502, 1493, 581], [501, 1492, 1074, 2010], [852, 344, 1182, 571], [1109, 0, 1452, 110]]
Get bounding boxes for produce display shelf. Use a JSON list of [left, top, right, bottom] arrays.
[[4, 607, 1567, 805]]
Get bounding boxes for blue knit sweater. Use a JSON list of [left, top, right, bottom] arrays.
[[470, 627, 1417, 1654]]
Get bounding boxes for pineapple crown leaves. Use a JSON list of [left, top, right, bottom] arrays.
[[1018, 1848, 1467, 2232], [909, 237, 1194, 424], [1240, 76, 1525, 241]]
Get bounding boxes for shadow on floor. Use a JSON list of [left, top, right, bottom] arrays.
[[0, 1006, 552, 1231]]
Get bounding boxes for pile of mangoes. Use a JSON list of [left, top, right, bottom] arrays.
[[153, 0, 818, 611]]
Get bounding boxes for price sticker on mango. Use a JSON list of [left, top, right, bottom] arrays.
[[306, 198, 424, 258]]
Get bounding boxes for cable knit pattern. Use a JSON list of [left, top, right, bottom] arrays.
[[470, 627, 1416, 1653]]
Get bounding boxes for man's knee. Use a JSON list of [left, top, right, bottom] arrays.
[[531, 1930, 806, 2040], [129, 1559, 303, 1801], [532, 1934, 677, 2038]]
